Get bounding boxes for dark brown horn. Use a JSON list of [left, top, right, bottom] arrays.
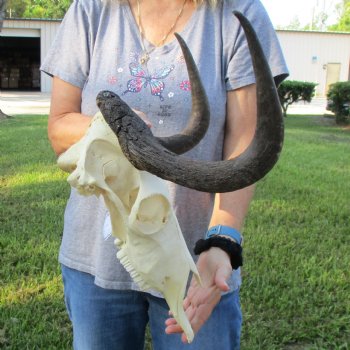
[[98, 12, 284, 193], [97, 33, 210, 156], [157, 33, 210, 154]]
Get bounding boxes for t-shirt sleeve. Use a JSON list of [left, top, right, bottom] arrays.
[[224, 0, 289, 91], [40, 0, 91, 88]]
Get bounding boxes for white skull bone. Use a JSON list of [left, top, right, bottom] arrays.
[[57, 113, 201, 342]]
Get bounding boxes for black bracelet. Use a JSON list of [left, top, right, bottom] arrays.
[[194, 236, 243, 270]]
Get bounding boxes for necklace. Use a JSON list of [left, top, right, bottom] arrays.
[[136, 0, 187, 65]]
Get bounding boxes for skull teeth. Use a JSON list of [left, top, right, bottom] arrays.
[[117, 247, 152, 291]]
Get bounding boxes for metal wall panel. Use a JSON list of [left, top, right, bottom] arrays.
[[277, 30, 350, 96]]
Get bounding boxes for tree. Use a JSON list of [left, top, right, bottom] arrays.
[[0, 0, 8, 31], [23, 0, 73, 19], [5, 0, 72, 19], [328, 0, 350, 32], [5, 0, 27, 18], [327, 81, 350, 125], [308, 11, 329, 31], [276, 16, 303, 31], [0, 1, 11, 119], [0, 109, 11, 120], [276, 10, 329, 31], [278, 81, 317, 117]]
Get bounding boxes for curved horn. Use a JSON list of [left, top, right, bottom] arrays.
[[98, 12, 284, 193], [157, 33, 210, 154], [98, 33, 210, 156]]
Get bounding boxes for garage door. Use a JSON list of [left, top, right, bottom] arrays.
[[0, 29, 41, 91]]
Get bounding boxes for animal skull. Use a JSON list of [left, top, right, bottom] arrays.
[[58, 112, 200, 343]]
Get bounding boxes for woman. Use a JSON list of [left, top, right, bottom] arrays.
[[41, 0, 288, 349]]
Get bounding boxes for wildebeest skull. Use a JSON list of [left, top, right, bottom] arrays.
[[58, 112, 201, 342]]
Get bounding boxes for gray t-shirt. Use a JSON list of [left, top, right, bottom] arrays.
[[41, 0, 288, 292]]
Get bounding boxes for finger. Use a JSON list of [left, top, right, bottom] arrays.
[[188, 304, 212, 335], [165, 303, 197, 335], [183, 296, 191, 310], [185, 304, 197, 323], [214, 266, 231, 292], [165, 307, 195, 330], [165, 323, 183, 335], [187, 294, 222, 338], [186, 281, 199, 299], [181, 333, 189, 344], [186, 286, 217, 308], [165, 317, 177, 326], [183, 285, 204, 309]]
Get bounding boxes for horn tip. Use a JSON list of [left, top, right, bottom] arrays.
[[232, 11, 247, 24], [174, 32, 184, 45], [96, 90, 121, 109], [232, 10, 243, 17]]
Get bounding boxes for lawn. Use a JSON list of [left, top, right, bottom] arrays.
[[1, 114, 349, 349]]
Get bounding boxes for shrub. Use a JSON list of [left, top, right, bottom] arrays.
[[326, 81, 350, 125], [278, 81, 317, 117]]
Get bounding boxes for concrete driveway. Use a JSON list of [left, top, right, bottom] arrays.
[[287, 97, 331, 116], [0, 91, 330, 116], [0, 91, 51, 115]]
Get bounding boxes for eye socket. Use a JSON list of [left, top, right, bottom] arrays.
[[132, 194, 170, 235]]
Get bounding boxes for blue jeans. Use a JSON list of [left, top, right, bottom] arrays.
[[62, 265, 242, 350]]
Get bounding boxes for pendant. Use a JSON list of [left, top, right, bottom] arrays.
[[139, 51, 149, 65]]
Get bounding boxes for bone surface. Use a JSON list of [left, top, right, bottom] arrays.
[[57, 113, 200, 343]]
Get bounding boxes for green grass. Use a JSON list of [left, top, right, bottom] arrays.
[[1, 115, 349, 349], [242, 116, 350, 349]]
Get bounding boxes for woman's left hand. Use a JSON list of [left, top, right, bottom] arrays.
[[165, 247, 232, 343]]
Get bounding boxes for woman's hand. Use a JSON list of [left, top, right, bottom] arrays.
[[165, 247, 232, 343]]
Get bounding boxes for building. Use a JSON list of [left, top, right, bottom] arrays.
[[277, 29, 350, 96], [0, 18, 60, 92], [1, 18, 350, 96]]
